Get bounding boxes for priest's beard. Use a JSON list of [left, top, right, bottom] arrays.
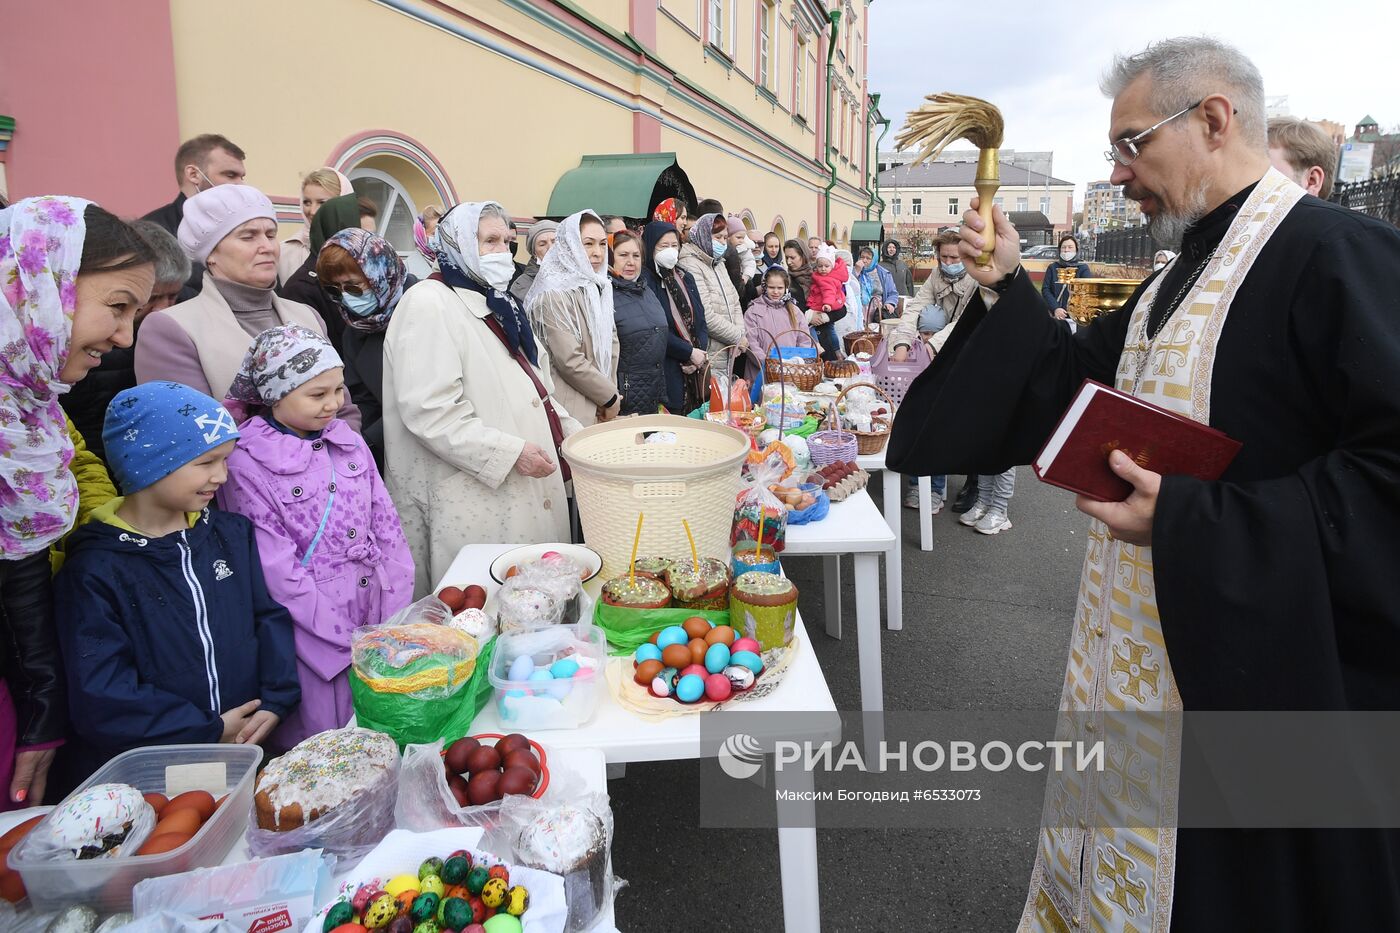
[[1142, 179, 1211, 250]]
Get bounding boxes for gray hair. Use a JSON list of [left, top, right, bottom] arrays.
[[130, 218, 192, 286], [1100, 37, 1266, 151]]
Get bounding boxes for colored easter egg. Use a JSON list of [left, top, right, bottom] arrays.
[[385, 874, 421, 898], [547, 677, 573, 700], [487, 864, 510, 885], [725, 664, 756, 691], [705, 672, 733, 701], [480, 877, 508, 908], [507, 655, 534, 682], [410, 893, 441, 925], [704, 624, 736, 647], [650, 668, 676, 697], [679, 663, 707, 680], [704, 642, 732, 674], [439, 897, 472, 931], [549, 657, 580, 679], [675, 673, 705, 703], [732, 637, 761, 655], [412, 921, 441, 933], [481, 914, 523, 933], [504, 885, 530, 917], [418, 875, 445, 898], [352, 886, 384, 915], [633, 658, 664, 686], [466, 865, 490, 895], [660, 643, 692, 669], [363, 894, 400, 929], [730, 650, 764, 674], [387, 920, 412, 933], [634, 643, 663, 664], [324, 902, 355, 933], [656, 625, 689, 649], [441, 855, 471, 885], [419, 858, 445, 880]]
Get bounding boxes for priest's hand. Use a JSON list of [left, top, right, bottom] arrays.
[[960, 198, 1022, 287], [1076, 450, 1160, 546]]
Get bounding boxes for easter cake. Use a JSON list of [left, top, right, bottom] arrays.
[[46, 782, 152, 859], [514, 804, 607, 931], [628, 556, 673, 580], [599, 575, 671, 610], [253, 727, 398, 832], [729, 571, 799, 650], [664, 558, 732, 611]]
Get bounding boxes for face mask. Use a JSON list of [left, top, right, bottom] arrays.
[[477, 251, 516, 291], [1060, 250, 1077, 262], [940, 262, 966, 278], [1153, 261, 1168, 272], [427, 231, 440, 253], [655, 246, 679, 270], [711, 240, 728, 259], [341, 289, 380, 318], [193, 166, 217, 193]]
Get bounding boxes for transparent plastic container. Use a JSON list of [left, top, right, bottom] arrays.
[[488, 625, 606, 730], [9, 744, 262, 911]]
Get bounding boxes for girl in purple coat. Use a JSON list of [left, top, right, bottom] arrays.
[[218, 324, 414, 749]]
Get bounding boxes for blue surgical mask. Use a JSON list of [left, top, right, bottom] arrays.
[[940, 262, 966, 278], [711, 240, 727, 259], [341, 289, 380, 318], [427, 231, 440, 253]]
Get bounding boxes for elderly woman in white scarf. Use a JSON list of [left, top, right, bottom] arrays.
[[525, 211, 621, 426], [381, 201, 583, 594]]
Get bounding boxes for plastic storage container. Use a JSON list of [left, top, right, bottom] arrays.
[[488, 625, 606, 730], [9, 744, 262, 911]]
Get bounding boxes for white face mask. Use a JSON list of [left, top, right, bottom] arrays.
[[477, 251, 515, 290], [1060, 249, 1077, 262], [1153, 261, 1168, 272], [655, 246, 680, 270]]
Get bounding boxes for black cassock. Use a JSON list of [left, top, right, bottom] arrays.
[[889, 184, 1400, 930]]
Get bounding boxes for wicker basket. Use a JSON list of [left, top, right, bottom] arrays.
[[832, 382, 896, 455], [842, 324, 883, 356], [763, 328, 822, 391], [808, 426, 858, 466], [824, 358, 860, 380], [561, 414, 750, 579]]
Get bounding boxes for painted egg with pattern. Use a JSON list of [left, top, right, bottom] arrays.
[[418, 875, 445, 898], [466, 865, 491, 895], [487, 864, 510, 885], [363, 894, 401, 930], [411, 921, 441, 933], [724, 664, 756, 691], [440, 855, 471, 885], [505, 885, 530, 917], [419, 858, 445, 880], [439, 897, 473, 931], [480, 876, 508, 908], [409, 893, 441, 925], [650, 667, 677, 697], [324, 902, 355, 933], [352, 887, 384, 915]]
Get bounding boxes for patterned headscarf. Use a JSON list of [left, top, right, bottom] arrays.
[[687, 213, 723, 263], [225, 324, 344, 420], [436, 202, 539, 365], [525, 210, 615, 377], [652, 197, 682, 224], [322, 228, 406, 333], [0, 196, 91, 556]]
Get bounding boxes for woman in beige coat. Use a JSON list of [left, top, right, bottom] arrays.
[[382, 202, 583, 595], [677, 213, 747, 378], [525, 211, 621, 427]]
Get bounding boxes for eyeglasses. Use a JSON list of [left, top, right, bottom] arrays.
[[321, 281, 369, 302], [1104, 100, 1202, 166]]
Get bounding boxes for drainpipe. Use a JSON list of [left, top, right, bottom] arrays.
[[821, 3, 842, 240], [866, 92, 889, 220]]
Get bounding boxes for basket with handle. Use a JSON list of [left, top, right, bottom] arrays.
[[832, 382, 896, 455], [868, 330, 932, 406], [561, 414, 750, 579], [808, 419, 858, 466], [841, 294, 886, 354], [763, 328, 822, 391]]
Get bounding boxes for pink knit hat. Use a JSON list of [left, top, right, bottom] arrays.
[[177, 184, 277, 262]]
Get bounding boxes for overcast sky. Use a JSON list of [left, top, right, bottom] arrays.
[[867, 0, 1399, 204]]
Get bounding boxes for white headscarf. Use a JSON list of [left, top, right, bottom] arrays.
[[436, 200, 501, 285], [525, 210, 615, 377]]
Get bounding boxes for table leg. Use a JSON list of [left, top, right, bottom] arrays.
[[918, 475, 934, 552], [880, 469, 903, 632], [823, 554, 842, 639], [853, 553, 885, 713], [777, 767, 821, 933]]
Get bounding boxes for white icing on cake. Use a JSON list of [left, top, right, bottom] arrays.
[[49, 783, 150, 858], [514, 804, 603, 870], [258, 728, 397, 828]]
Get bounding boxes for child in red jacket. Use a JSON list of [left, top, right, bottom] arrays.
[[806, 244, 848, 360]]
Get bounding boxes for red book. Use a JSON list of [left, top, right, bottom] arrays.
[[1033, 380, 1242, 502]]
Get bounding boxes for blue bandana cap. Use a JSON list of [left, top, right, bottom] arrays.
[[103, 382, 241, 494]]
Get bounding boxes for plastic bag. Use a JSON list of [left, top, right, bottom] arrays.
[[20, 783, 156, 862], [351, 635, 497, 749], [510, 553, 589, 626], [245, 731, 400, 865], [394, 739, 505, 833], [732, 452, 788, 553], [483, 791, 624, 933], [132, 848, 334, 930], [495, 575, 566, 635], [785, 485, 830, 525], [591, 600, 729, 654]]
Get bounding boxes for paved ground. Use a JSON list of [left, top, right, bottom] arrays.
[[608, 468, 1091, 931]]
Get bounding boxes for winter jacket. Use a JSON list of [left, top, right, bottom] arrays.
[[879, 240, 915, 296], [52, 504, 300, 768], [643, 267, 709, 413], [677, 242, 745, 374], [859, 262, 900, 313], [218, 415, 414, 749], [343, 327, 386, 468], [806, 259, 850, 317], [382, 280, 583, 595], [49, 416, 118, 574], [891, 266, 979, 352], [609, 274, 669, 416], [743, 297, 811, 372], [535, 285, 622, 428], [509, 258, 541, 316], [1041, 259, 1093, 310], [60, 346, 134, 463], [278, 253, 347, 353]]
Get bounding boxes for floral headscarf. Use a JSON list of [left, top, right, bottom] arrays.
[[652, 197, 682, 224], [322, 228, 406, 333], [225, 324, 344, 422], [687, 213, 723, 263], [0, 196, 91, 556]]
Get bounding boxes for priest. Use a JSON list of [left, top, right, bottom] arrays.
[[888, 37, 1400, 932]]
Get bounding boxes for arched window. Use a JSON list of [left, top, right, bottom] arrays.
[[348, 167, 425, 276]]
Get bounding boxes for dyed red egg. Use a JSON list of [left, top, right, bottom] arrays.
[[464, 745, 502, 775]]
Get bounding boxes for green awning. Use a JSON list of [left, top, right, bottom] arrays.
[[545, 153, 696, 220], [850, 221, 885, 244]]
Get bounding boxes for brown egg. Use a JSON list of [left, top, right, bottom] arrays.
[[444, 736, 481, 775], [705, 625, 736, 647], [682, 617, 711, 640], [498, 767, 538, 798], [467, 769, 501, 805], [465, 745, 502, 775], [142, 793, 168, 817], [688, 637, 708, 666], [0, 815, 43, 850], [633, 658, 664, 685], [648, 630, 661, 645], [152, 808, 201, 839], [137, 832, 192, 856], [503, 749, 541, 776], [0, 867, 26, 903], [164, 790, 216, 823], [496, 733, 531, 755], [447, 774, 471, 808], [660, 643, 691, 669]]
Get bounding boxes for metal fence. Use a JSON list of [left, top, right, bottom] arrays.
[[1089, 225, 1154, 267], [1331, 174, 1400, 227]]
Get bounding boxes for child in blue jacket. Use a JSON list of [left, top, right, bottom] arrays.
[[53, 382, 299, 771]]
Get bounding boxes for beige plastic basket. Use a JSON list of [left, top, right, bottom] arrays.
[[561, 414, 751, 579]]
